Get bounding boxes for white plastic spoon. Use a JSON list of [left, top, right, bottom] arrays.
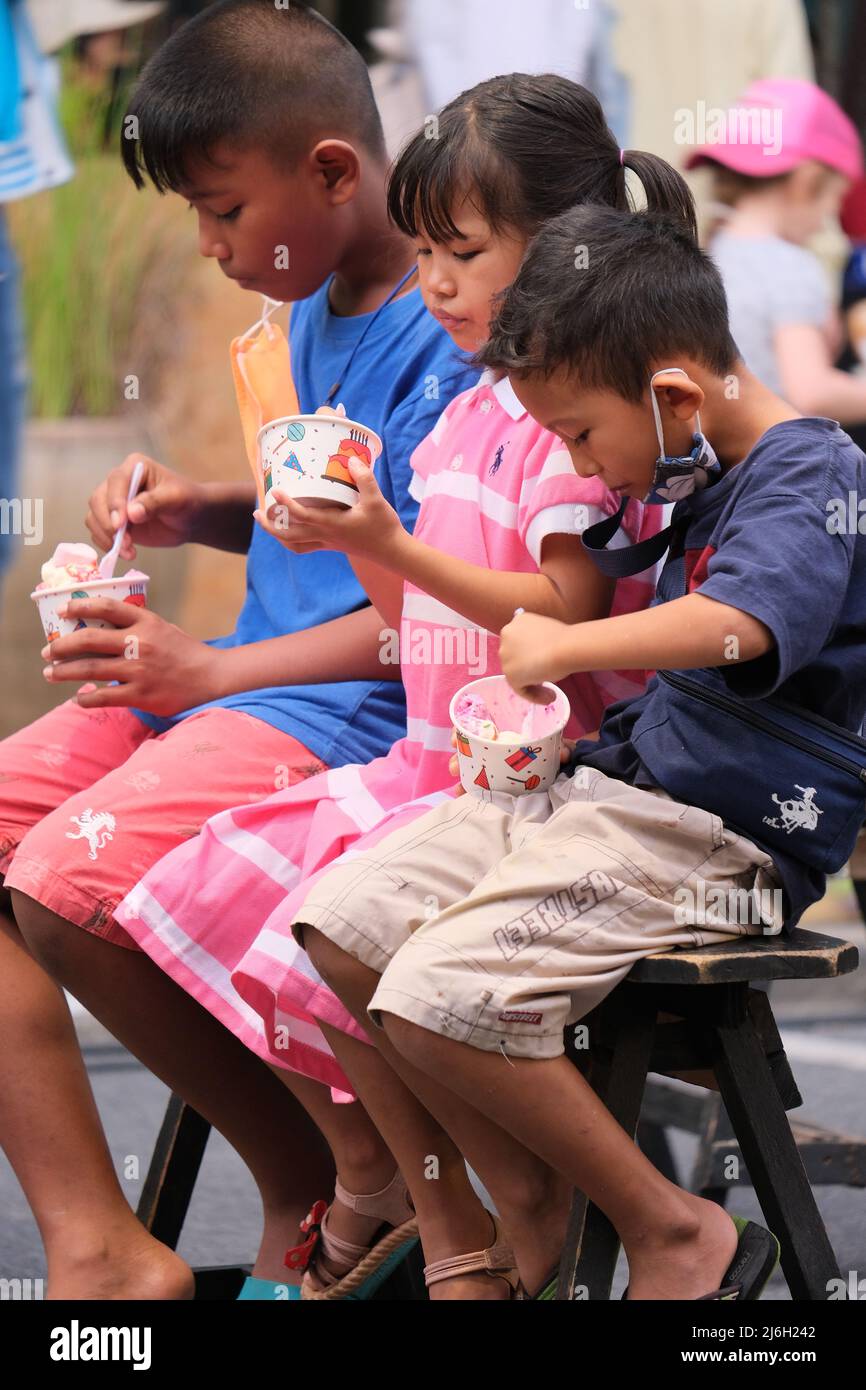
[[98, 459, 145, 579]]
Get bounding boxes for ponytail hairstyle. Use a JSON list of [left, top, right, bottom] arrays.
[[388, 73, 697, 243]]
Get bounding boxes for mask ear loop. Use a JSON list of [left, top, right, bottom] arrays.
[[238, 295, 285, 344], [650, 367, 703, 456]]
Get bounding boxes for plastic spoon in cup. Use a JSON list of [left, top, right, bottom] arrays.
[[98, 460, 145, 578]]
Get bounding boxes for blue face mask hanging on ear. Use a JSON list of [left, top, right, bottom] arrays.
[[644, 368, 721, 504], [581, 367, 721, 578]]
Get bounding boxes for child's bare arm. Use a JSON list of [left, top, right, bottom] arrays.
[[499, 593, 774, 702], [775, 322, 866, 424], [389, 529, 615, 631], [347, 557, 405, 633], [259, 462, 615, 631]]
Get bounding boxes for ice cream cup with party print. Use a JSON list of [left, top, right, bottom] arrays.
[[258, 413, 383, 517], [449, 675, 571, 798], [31, 543, 149, 642]]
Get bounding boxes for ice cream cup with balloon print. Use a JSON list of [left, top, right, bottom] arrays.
[[257, 413, 383, 518], [32, 544, 149, 643], [449, 675, 571, 799]]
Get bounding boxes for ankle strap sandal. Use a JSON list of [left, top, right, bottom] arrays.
[[423, 1213, 520, 1298], [289, 1169, 419, 1302]]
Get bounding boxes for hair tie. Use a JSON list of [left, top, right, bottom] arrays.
[[619, 148, 626, 167]]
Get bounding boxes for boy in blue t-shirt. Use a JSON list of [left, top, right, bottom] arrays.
[[298, 205, 866, 1299], [0, 2, 474, 1300]]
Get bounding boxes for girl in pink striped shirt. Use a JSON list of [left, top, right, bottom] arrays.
[[116, 75, 697, 1298]]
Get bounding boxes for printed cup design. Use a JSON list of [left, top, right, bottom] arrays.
[[449, 675, 571, 799], [257, 414, 384, 515], [31, 574, 150, 643]]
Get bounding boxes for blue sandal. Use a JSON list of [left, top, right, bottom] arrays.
[[236, 1276, 302, 1301]]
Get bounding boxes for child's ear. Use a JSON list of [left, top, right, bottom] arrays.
[[309, 139, 361, 204], [650, 369, 705, 423]]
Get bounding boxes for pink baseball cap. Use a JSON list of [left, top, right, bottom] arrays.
[[684, 78, 864, 182]]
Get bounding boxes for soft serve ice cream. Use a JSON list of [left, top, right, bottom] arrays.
[[32, 541, 150, 643], [452, 690, 545, 744], [36, 543, 102, 591]]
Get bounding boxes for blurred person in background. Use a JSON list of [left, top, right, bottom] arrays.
[[611, 0, 814, 175], [835, 177, 866, 451], [687, 79, 866, 427], [368, 0, 625, 158], [0, 0, 73, 594], [838, 180, 866, 366], [0, 1, 162, 594]]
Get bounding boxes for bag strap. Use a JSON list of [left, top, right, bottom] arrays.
[[581, 498, 677, 578]]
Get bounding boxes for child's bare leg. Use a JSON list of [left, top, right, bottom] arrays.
[[315, 1022, 512, 1300], [306, 925, 571, 1298], [382, 1013, 742, 1301], [0, 886, 192, 1299], [11, 890, 396, 1289]]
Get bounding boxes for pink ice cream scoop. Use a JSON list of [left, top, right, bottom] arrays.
[[37, 543, 102, 591], [452, 691, 542, 744], [453, 691, 500, 739]]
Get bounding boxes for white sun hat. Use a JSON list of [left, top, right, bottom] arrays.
[[28, 0, 165, 55]]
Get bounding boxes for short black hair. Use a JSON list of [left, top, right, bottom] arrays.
[[477, 205, 740, 401], [387, 73, 696, 244], [122, 0, 386, 193]]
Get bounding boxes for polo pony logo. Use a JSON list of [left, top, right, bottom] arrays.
[[762, 784, 823, 835], [66, 809, 117, 860]]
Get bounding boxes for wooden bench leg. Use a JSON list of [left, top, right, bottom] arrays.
[[136, 1094, 211, 1250], [557, 992, 657, 1299], [710, 988, 841, 1300], [689, 1092, 732, 1204], [637, 1118, 681, 1185]]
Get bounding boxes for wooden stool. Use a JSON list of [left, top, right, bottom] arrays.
[[556, 928, 859, 1301], [136, 1093, 427, 1299]]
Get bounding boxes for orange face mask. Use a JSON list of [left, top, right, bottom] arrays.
[[230, 298, 300, 509]]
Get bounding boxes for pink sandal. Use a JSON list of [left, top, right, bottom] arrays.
[[423, 1213, 521, 1299], [289, 1170, 419, 1301]]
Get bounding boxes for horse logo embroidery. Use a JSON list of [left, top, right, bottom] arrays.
[[489, 441, 509, 476], [66, 809, 117, 860], [762, 785, 823, 835]]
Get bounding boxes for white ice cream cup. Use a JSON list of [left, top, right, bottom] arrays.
[[31, 573, 150, 643], [449, 675, 571, 798], [257, 413, 383, 518]]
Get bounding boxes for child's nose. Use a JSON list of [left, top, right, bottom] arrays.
[[198, 225, 231, 261], [575, 460, 601, 479], [427, 264, 457, 298]]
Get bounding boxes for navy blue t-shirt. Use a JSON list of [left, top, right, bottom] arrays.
[[568, 417, 866, 926], [133, 280, 475, 766]]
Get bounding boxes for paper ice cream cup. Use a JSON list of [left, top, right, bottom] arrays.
[[449, 675, 571, 799], [31, 573, 150, 643], [257, 414, 383, 518]]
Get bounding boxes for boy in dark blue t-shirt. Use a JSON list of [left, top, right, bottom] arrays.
[[298, 205, 866, 1299]]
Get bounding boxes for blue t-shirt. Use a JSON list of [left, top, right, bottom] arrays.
[[133, 280, 475, 766], [567, 417, 866, 927]]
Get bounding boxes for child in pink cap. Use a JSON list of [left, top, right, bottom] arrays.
[[686, 78, 866, 424]]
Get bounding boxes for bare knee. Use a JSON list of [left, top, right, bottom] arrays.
[[380, 1011, 435, 1068], [9, 889, 74, 971], [303, 923, 368, 993]]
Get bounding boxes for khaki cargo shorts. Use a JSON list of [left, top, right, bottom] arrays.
[[291, 769, 783, 1060]]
